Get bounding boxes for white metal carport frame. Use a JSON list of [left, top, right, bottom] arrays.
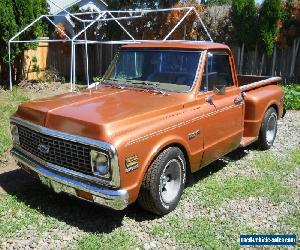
[[8, 2, 213, 91]]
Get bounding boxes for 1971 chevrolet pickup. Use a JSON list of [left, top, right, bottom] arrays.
[[10, 42, 285, 215]]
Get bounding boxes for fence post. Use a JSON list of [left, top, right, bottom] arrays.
[[290, 38, 300, 77], [259, 54, 265, 76], [271, 46, 277, 76], [238, 43, 244, 74], [237, 46, 240, 70]]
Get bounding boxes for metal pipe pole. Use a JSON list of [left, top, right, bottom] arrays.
[[73, 43, 76, 90], [193, 8, 213, 42], [71, 12, 106, 90], [84, 23, 90, 86], [70, 41, 74, 91], [9, 15, 45, 42], [47, 0, 84, 22], [163, 8, 193, 41], [107, 11, 136, 41], [71, 7, 192, 15], [10, 40, 70, 43], [72, 12, 106, 41]]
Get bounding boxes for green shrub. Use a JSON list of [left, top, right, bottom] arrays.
[[282, 84, 300, 110], [0, 87, 29, 156]]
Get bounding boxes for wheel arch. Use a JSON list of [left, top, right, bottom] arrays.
[[269, 103, 279, 116], [259, 100, 280, 123], [140, 136, 192, 180]]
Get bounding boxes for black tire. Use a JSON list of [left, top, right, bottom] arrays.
[[138, 147, 186, 215], [257, 107, 278, 150]]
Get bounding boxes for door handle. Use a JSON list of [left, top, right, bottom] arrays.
[[234, 96, 243, 104]]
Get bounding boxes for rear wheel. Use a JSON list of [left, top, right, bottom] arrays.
[[257, 107, 278, 150], [138, 147, 186, 215]]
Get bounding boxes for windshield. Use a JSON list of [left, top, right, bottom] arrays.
[[102, 50, 202, 93]]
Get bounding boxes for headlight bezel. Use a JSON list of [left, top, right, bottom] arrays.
[[10, 124, 20, 145], [90, 149, 111, 178]]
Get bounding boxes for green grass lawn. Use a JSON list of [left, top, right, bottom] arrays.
[[152, 149, 300, 249], [77, 231, 139, 250]]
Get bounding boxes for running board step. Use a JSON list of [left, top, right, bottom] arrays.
[[240, 136, 258, 147]]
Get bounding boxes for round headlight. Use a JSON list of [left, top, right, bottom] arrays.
[[91, 150, 110, 177], [11, 124, 20, 145]]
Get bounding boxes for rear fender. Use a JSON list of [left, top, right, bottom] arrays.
[[243, 85, 284, 137]]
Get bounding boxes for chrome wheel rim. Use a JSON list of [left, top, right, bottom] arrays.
[[266, 113, 277, 144], [160, 159, 182, 204]]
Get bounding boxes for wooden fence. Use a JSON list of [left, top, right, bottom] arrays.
[[23, 40, 300, 84], [23, 42, 119, 82], [232, 39, 300, 83]]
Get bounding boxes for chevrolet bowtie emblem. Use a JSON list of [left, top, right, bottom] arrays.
[[37, 143, 50, 154]]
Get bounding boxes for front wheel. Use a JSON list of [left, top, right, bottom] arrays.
[[257, 107, 278, 150], [138, 147, 186, 215]]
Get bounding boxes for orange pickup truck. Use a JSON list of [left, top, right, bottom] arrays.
[[10, 42, 285, 215]]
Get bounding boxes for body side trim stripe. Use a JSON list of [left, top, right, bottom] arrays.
[[126, 103, 242, 146]]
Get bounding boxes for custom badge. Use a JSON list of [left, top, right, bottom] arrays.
[[125, 155, 139, 172]]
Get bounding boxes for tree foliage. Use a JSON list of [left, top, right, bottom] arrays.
[[201, 5, 233, 44], [162, 1, 205, 40], [207, 0, 232, 6], [105, 0, 180, 40], [232, 0, 257, 47], [258, 0, 283, 55], [278, 1, 300, 47], [0, 0, 18, 64], [0, 0, 48, 85]]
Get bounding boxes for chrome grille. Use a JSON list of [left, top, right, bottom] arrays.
[[18, 125, 92, 174]]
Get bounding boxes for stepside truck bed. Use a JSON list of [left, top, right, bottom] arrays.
[[238, 75, 285, 146]]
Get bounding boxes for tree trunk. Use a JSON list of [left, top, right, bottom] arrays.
[[0, 60, 9, 88], [14, 52, 25, 83]]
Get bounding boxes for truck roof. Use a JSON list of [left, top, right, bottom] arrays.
[[122, 41, 230, 51]]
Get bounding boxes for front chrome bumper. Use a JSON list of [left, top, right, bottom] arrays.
[[11, 148, 129, 210]]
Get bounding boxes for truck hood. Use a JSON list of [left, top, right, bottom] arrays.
[[15, 86, 186, 142]]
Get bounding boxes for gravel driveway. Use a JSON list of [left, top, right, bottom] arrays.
[[0, 110, 299, 249]]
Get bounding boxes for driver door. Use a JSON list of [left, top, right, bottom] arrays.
[[200, 51, 244, 167]]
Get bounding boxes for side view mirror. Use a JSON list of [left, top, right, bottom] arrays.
[[213, 85, 226, 95], [205, 85, 226, 105]]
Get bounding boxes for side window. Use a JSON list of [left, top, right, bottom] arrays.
[[201, 52, 234, 92]]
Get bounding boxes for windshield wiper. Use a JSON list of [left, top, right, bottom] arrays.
[[126, 80, 167, 95], [146, 85, 167, 95], [101, 79, 126, 89]]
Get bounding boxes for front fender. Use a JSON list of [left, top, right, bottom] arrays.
[[142, 134, 192, 174], [118, 134, 192, 203]]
